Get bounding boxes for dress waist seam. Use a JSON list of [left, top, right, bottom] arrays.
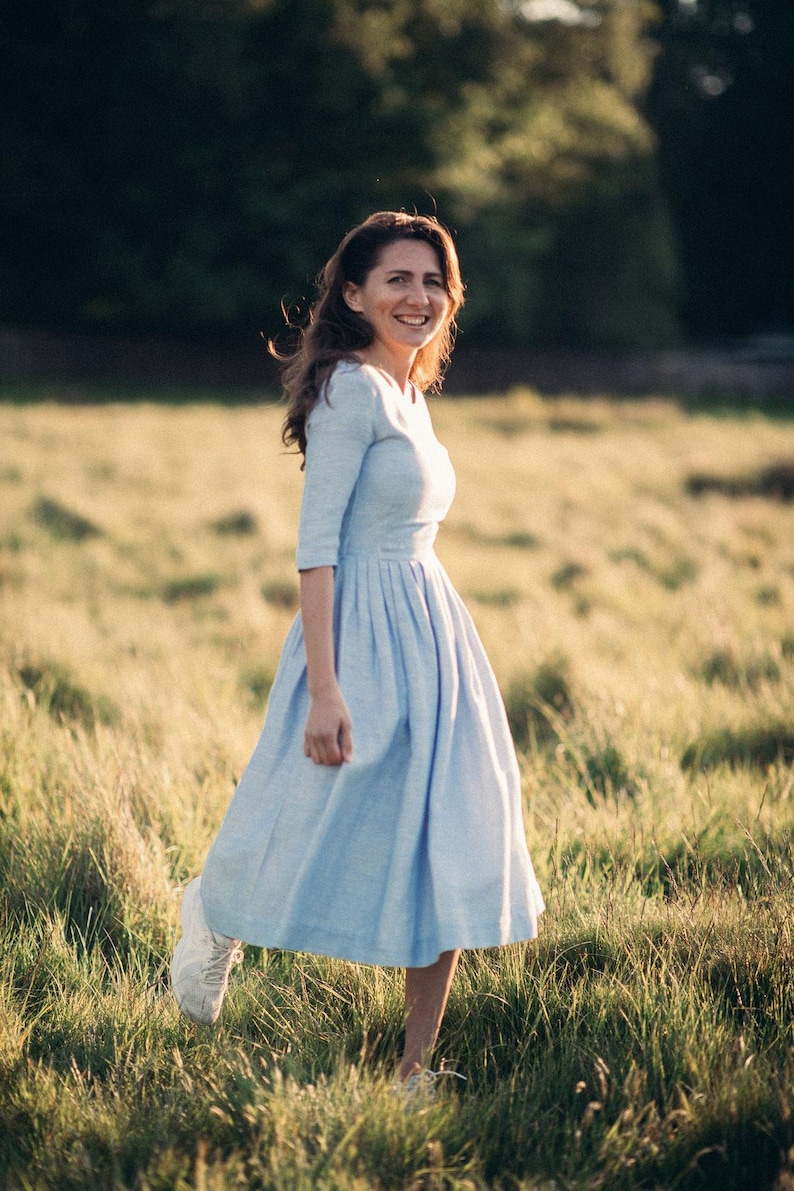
[[338, 549, 438, 563]]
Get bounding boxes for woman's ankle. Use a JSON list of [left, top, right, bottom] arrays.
[[397, 1060, 423, 1082]]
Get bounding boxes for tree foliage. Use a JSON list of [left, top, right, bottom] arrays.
[[647, 0, 794, 340], [0, 0, 752, 348]]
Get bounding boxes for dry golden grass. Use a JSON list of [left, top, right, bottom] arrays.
[[1, 389, 793, 1189]]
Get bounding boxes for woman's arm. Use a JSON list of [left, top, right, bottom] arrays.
[[300, 566, 353, 766]]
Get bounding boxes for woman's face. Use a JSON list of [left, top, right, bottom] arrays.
[[342, 239, 450, 367]]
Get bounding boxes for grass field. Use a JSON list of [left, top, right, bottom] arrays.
[[0, 387, 792, 1190]]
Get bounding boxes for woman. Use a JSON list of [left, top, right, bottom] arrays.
[[171, 211, 544, 1085]]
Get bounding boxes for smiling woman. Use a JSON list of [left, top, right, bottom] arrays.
[[169, 211, 544, 1088], [279, 211, 465, 458], [341, 240, 451, 395]]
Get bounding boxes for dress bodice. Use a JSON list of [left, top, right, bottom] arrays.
[[295, 362, 456, 569]]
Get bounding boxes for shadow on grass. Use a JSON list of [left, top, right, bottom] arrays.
[[161, 574, 223, 602], [505, 653, 575, 748], [681, 724, 794, 771], [261, 579, 299, 610], [477, 413, 604, 437], [209, 510, 259, 536], [30, 497, 101, 542], [455, 524, 541, 550], [694, 646, 782, 690], [686, 459, 794, 502], [652, 833, 791, 894], [559, 826, 792, 904], [610, 545, 698, 591], [16, 659, 119, 729]]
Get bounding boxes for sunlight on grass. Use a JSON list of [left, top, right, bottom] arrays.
[[0, 391, 793, 1188]]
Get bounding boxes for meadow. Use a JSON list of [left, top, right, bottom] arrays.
[[0, 386, 792, 1190]]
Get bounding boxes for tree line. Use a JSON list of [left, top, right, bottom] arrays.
[[2, 0, 791, 350]]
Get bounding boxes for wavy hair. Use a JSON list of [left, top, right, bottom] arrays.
[[274, 211, 465, 460]]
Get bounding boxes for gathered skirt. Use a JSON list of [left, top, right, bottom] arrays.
[[200, 552, 544, 968]]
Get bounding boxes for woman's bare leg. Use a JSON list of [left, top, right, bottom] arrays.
[[398, 949, 461, 1081]]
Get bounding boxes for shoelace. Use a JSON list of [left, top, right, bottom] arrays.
[[402, 1069, 467, 1096], [203, 938, 244, 988]]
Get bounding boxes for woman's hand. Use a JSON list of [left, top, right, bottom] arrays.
[[303, 686, 354, 766], [299, 566, 352, 764]]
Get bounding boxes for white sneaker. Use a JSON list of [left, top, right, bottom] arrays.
[[393, 1069, 467, 1102], [170, 878, 243, 1025]]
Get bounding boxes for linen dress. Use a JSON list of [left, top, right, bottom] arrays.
[[200, 361, 544, 968]]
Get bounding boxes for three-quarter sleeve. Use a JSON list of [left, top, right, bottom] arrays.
[[295, 367, 378, 570]]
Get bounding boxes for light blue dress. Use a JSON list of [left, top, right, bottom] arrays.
[[201, 362, 544, 967]]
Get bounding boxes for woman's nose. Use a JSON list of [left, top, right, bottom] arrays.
[[406, 283, 429, 306]]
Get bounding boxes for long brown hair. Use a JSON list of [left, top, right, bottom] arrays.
[[274, 211, 465, 460]]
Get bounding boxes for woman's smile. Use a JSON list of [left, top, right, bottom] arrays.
[[343, 239, 450, 381]]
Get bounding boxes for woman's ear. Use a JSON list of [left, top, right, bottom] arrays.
[[342, 282, 363, 312]]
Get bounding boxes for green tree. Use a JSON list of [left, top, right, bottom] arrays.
[[647, 0, 794, 339], [1, 0, 681, 347], [445, 0, 682, 346]]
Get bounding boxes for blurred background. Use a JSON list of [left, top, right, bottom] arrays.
[[2, 0, 792, 394]]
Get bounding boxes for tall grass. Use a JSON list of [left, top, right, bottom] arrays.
[[0, 390, 792, 1189]]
